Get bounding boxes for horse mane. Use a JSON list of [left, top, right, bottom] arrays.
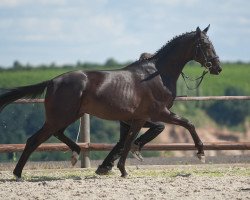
[[125, 30, 196, 68], [152, 30, 196, 59]]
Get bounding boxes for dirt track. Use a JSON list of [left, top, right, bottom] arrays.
[[0, 164, 249, 200]]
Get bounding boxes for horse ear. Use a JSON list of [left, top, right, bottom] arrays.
[[196, 26, 201, 37], [203, 24, 210, 34]]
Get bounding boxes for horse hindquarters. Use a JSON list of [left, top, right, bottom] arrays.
[[44, 72, 87, 128], [14, 72, 87, 178]]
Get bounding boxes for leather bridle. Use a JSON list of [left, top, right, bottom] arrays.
[[194, 38, 219, 70], [181, 37, 219, 90]]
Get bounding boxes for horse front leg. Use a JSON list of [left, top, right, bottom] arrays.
[[96, 121, 130, 175], [157, 110, 205, 163], [117, 120, 145, 177]]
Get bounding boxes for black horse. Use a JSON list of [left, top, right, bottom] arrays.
[[96, 26, 222, 175], [0, 25, 221, 178]]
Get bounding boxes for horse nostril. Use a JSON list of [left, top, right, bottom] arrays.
[[218, 66, 222, 73]]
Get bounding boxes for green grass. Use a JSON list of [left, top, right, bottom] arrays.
[[180, 63, 250, 96], [129, 166, 250, 178], [1, 64, 249, 96], [0, 68, 70, 88], [200, 64, 250, 95]]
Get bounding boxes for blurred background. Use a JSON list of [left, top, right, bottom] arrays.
[[0, 0, 249, 162]]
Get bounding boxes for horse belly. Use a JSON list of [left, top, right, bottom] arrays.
[[83, 98, 137, 120], [81, 86, 139, 120]]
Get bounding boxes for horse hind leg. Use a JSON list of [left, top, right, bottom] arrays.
[[13, 123, 54, 180], [156, 110, 205, 163], [169, 112, 205, 163], [54, 128, 81, 166]]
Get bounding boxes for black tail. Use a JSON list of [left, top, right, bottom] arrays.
[[0, 80, 50, 112]]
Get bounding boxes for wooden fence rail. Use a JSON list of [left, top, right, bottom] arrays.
[[0, 142, 250, 153], [13, 96, 250, 104]]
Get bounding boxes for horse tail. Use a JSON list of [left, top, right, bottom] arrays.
[[0, 80, 51, 112]]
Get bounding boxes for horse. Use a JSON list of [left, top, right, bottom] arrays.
[[96, 25, 222, 175], [0, 25, 221, 178]]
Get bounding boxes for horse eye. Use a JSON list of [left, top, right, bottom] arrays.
[[203, 43, 210, 48]]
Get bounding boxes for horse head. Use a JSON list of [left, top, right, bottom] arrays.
[[193, 25, 222, 75]]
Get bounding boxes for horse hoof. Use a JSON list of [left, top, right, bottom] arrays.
[[71, 151, 79, 166], [13, 174, 23, 182], [15, 177, 24, 182], [121, 172, 128, 178], [197, 153, 206, 163], [131, 150, 144, 162], [95, 165, 112, 175], [130, 143, 144, 162]]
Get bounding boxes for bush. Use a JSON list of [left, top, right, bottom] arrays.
[[206, 87, 250, 126]]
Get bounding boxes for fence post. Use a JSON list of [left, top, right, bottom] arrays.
[[79, 114, 91, 168]]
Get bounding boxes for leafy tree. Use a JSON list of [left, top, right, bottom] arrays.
[[104, 58, 120, 67], [13, 61, 23, 69]]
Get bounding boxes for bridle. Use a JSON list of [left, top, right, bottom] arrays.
[[181, 37, 219, 90], [194, 38, 219, 70]]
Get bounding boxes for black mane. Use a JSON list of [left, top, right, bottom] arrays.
[[152, 31, 196, 59]]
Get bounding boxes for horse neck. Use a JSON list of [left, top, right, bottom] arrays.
[[155, 37, 194, 96]]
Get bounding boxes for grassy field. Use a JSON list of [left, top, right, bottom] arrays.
[[180, 63, 250, 96], [0, 63, 250, 96], [0, 68, 70, 88]]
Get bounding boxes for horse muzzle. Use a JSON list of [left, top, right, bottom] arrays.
[[209, 64, 222, 75]]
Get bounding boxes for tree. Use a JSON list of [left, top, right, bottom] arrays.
[[104, 58, 119, 67], [13, 61, 23, 69]]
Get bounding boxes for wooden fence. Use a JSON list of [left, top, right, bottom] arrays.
[[1, 142, 250, 153], [0, 96, 250, 168]]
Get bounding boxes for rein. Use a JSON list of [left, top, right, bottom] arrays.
[[181, 69, 208, 90]]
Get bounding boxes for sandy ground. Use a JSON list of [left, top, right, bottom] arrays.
[[0, 164, 249, 200]]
